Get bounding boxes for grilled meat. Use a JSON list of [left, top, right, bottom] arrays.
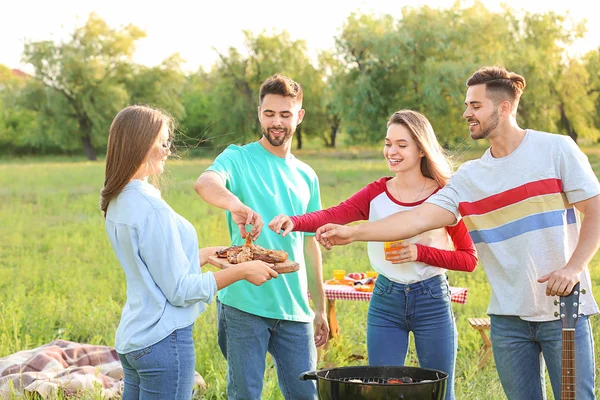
[[217, 237, 288, 264]]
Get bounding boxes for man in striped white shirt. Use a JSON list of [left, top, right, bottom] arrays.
[[315, 66, 600, 400]]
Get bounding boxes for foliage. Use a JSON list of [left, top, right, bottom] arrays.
[[327, 2, 599, 147], [199, 29, 327, 149], [124, 53, 186, 120], [2, 4, 600, 156]]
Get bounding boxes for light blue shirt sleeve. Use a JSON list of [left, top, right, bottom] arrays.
[[139, 207, 218, 307]]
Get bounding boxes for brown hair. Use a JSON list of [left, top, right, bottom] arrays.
[[100, 105, 173, 217], [387, 110, 453, 187], [466, 66, 526, 106], [259, 74, 303, 106]]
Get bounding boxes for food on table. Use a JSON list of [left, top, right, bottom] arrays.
[[353, 277, 376, 286], [348, 272, 366, 280], [216, 235, 288, 264], [325, 277, 356, 286], [325, 269, 355, 286]]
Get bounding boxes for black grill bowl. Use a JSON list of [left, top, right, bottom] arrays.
[[300, 365, 448, 400]]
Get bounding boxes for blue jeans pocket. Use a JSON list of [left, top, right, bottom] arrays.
[[131, 346, 152, 360], [373, 280, 387, 296], [426, 281, 449, 299]]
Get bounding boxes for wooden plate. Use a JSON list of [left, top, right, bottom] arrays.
[[207, 255, 300, 274]]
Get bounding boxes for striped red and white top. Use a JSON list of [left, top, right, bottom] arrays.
[[291, 177, 478, 284]]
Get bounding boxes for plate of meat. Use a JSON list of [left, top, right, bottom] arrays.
[[207, 236, 300, 274]]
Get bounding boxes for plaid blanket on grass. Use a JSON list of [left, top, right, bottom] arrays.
[[0, 339, 207, 399]]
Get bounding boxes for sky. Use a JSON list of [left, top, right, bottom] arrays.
[[1, 0, 598, 73]]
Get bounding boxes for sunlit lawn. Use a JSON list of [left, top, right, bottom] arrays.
[[1, 146, 599, 399]]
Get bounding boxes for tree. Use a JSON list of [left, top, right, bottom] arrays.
[[207, 30, 325, 149], [124, 54, 186, 120], [0, 65, 39, 154], [583, 48, 600, 138], [330, 2, 594, 146], [316, 51, 345, 147], [22, 13, 144, 160]]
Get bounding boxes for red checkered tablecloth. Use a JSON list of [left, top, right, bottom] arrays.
[[323, 284, 468, 304]]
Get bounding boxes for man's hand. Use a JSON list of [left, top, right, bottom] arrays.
[[315, 224, 356, 250], [231, 203, 263, 240], [268, 214, 294, 237], [537, 266, 580, 296], [385, 242, 418, 264], [313, 311, 329, 347]]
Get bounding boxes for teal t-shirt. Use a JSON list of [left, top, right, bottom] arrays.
[[205, 142, 322, 321]]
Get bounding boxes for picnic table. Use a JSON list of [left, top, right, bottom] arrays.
[[323, 283, 468, 338]]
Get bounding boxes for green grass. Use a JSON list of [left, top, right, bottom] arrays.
[[1, 147, 599, 399]]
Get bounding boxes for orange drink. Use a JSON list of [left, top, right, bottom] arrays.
[[384, 240, 403, 260]]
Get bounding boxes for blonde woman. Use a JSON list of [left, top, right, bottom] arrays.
[[268, 109, 477, 400], [100, 105, 277, 400]]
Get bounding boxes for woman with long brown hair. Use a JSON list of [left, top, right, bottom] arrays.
[[101, 105, 277, 400], [268, 109, 477, 400]]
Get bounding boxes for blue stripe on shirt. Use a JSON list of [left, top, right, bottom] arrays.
[[469, 208, 576, 244]]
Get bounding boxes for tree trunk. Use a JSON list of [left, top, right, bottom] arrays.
[[328, 114, 341, 148], [81, 135, 97, 161], [78, 115, 97, 160], [559, 103, 578, 143], [296, 125, 303, 150]]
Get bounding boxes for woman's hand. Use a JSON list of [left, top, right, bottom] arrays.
[[268, 214, 295, 237], [385, 242, 418, 264], [237, 260, 279, 286], [199, 246, 227, 266]]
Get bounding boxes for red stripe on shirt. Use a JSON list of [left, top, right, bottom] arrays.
[[458, 178, 562, 216]]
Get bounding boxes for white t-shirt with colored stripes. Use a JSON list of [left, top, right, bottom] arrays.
[[427, 130, 600, 321]]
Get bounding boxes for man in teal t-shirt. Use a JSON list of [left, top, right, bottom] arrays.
[[194, 74, 328, 400]]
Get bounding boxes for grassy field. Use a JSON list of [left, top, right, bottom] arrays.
[[1, 146, 599, 399]]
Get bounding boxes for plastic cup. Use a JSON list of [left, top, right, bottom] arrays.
[[366, 271, 379, 278], [384, 240, 403, 259], [333, 270, 346, 280]]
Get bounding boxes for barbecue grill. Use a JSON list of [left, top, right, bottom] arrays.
[[300, 365, 448, 400]]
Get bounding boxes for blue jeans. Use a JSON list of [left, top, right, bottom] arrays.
[[118, 324, 195, 400], [367, 274, 457, 400], [217, 299, 317, 400], [490, 314, 596, 400]]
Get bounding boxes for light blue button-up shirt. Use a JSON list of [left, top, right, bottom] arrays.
[[105, 179, 217, 354]]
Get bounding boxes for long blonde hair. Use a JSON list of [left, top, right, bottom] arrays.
[[387, 109, 452, 187], [100, 105, 173, 217]]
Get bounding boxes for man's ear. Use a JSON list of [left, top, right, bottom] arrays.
[[257, 106, 262, 121], [500, 100, 512, 117], [297, 108, 306, 125]]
